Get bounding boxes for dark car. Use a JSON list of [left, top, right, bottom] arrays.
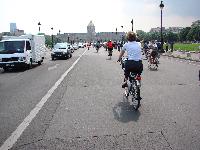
[[51, 43, 72, 60]]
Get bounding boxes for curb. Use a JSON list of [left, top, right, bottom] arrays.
[[162, 54, 200, 62]]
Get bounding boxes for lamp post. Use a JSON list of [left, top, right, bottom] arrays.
[[51, 27, 54, 48], [159, 1, 164, 53], [116, 28, 117, 41], [131, 19, 133, 32], [67, 34, 70, 43], [58, 30, 61, 43], [38, 22, 41, 33], [121, 26, 124, 44]]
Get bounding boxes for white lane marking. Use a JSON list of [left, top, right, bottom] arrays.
[[0, 49, 88, 150], [48, 64, 59, 71]]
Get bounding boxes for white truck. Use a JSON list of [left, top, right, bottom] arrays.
[[0, 34, 46, 70]]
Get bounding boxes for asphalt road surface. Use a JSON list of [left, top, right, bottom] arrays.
[[0, 47, 200, 150]]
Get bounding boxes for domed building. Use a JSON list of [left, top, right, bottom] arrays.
[[87, 21, 95, 42], [57, 20, 123, 43]]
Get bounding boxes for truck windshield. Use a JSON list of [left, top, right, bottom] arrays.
[[0, 41, 25, 54]]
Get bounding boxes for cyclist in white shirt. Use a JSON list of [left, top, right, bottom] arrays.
[[117, 31, 143, 88]]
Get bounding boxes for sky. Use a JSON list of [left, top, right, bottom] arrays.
[[0, 0, 199, 35]]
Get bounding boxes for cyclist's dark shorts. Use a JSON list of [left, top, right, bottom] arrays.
[[151, 50, 158, 58], [124, 60, 143, 79]]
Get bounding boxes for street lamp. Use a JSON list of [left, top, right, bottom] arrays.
[[131, 19, 133, 32], [38, 22, 41, 33], [51, 27, 54, 48], [159, 1, 164, 52], [121, 26, 124, 44], [116, 28, 117, 41], [67, 34, 70, 43], [58, 30, 61, 43]]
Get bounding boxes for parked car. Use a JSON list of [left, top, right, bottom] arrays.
[[68, 44, 75, 53], [72, 44, 79, 50], [78, 43, 84, 48], [51, 43, 72, 60]]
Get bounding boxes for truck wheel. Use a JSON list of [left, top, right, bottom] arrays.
[[52, 57, 55, 61]]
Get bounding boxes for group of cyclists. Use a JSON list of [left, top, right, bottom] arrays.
[[91, 31, 160, 89], [88, 31, 161, 109]]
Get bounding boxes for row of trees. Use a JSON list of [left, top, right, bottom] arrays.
[[136, 21, 200, 43]]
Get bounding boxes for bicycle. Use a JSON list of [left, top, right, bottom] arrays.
[[147, 50, 159, 70], [120, 58, 142, 110]]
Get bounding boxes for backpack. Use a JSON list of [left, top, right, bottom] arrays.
[[107, 42, 113, 49]]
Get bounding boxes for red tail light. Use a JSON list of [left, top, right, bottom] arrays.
[[135, 75, 141, 80]]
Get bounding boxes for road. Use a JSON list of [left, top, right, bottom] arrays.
[[0, 47, 200, 150]]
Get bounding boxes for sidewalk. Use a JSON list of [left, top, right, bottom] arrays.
[[162, 50, 200, 62]]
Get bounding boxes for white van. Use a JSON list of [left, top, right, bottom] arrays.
[[0, 34, 46, 70]]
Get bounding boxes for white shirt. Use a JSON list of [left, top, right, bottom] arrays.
[[122, 41, 142, 61]]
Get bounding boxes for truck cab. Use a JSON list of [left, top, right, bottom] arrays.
[[0, 39, 32, 70]]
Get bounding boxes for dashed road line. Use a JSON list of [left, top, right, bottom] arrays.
[[0, 49, 88, 150]]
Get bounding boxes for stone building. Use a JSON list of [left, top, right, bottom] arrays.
[[56, 21, 124, 43], [87, 21, 95, 42]]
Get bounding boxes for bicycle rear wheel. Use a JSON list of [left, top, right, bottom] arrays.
[[132, 83, 141, 110]]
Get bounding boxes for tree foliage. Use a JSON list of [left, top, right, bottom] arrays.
[[136, 21, 200, 43]]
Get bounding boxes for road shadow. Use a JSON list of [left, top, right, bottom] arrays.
[[113, 95, 141, 123], [0, 64, 39, 73], [1, 67, 27, 73]]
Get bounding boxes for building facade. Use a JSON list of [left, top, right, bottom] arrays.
[[56, 21, 125, 43], [87, 21, 95, 42], [10, 23, 17, 33]]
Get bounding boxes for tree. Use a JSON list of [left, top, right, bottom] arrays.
[[45, 35, 52, 48], [186, 26, 200, 41], [136, 30, 146, 41], [179, 27, 191, 42], [166, 32, 179, 42]]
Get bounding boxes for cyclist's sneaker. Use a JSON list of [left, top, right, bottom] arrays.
[[122, 82, 128, 88]]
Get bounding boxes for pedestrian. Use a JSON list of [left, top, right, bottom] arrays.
[[170, 41, 174, 52], [166, 41, 169, 52], [117, 42, 121, 52]]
